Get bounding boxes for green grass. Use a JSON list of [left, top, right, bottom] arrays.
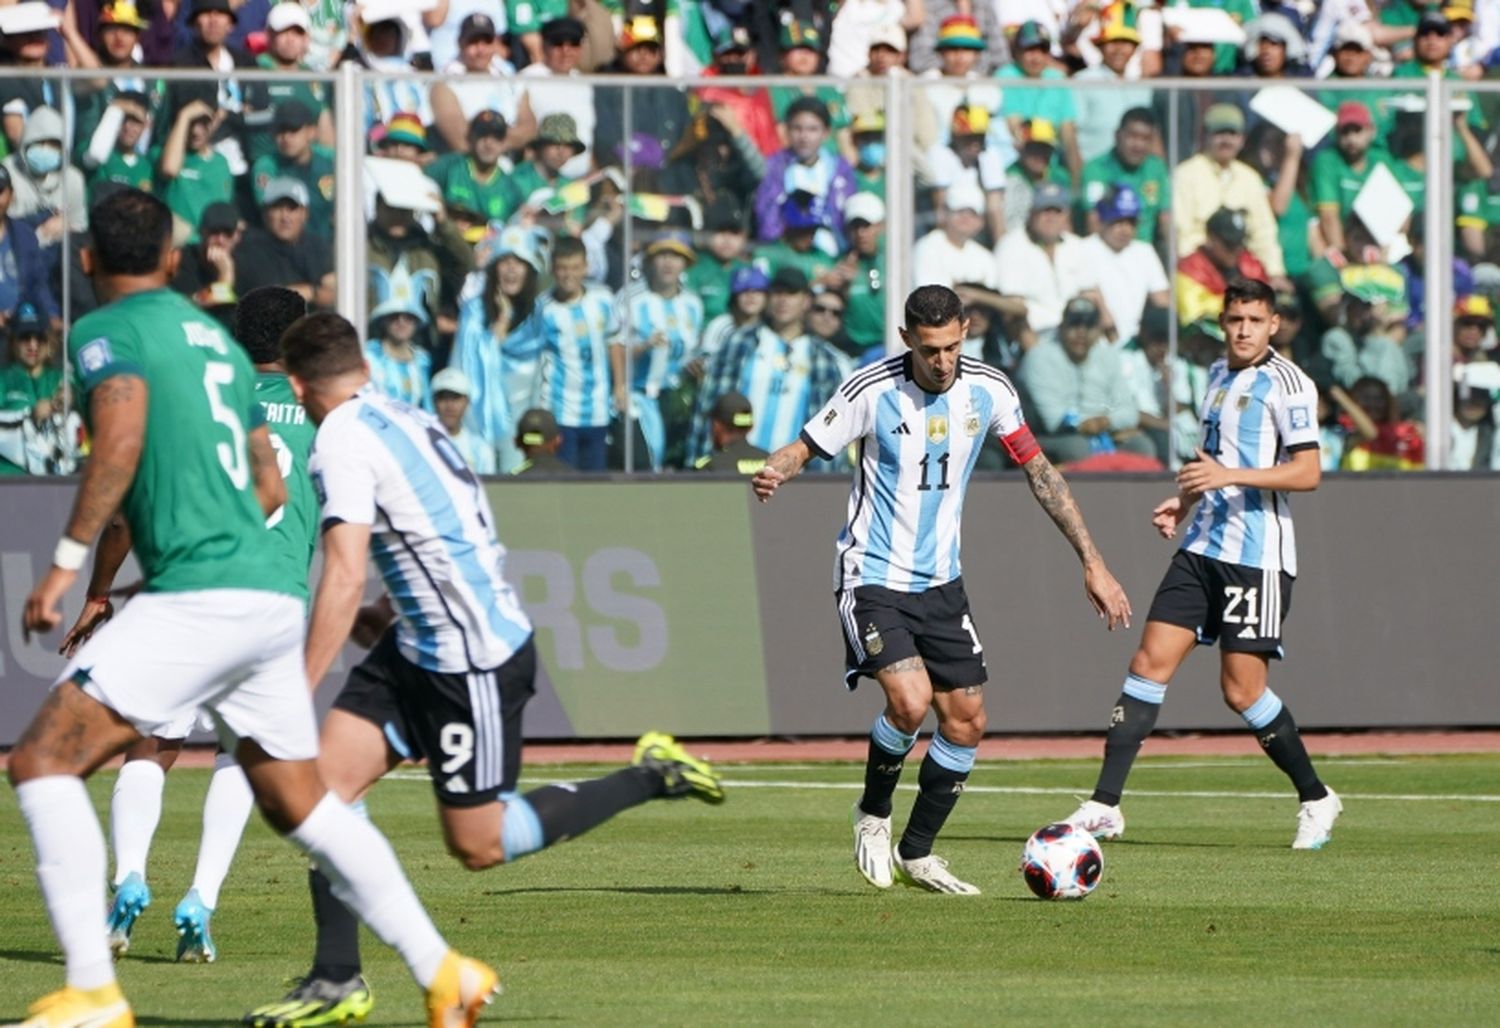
[[3, 754, 1499, 1025]]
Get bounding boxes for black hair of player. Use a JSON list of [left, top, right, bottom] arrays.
[[235, 286, 308, 365], [904, 284, 964, 331], [88, 188, 172, 276], [1222, 276, 1276, 312], [552, 235, 586, 263], [281, 311, 364, 383], [1119, 107, 1156, 131]]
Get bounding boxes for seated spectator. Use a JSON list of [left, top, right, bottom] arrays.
[[1315, 380, 1378, 472], [516, 17, 596, 179], [431, 366, 496, 475], [513, 407, 577, 475], [687, 267, 852, 467], [701, 265, 769, 358], [503, 113, 582, 212], [1081, 185, 1169, 345], [768, 18, 854, 152], [79, 91, 155, 201], [165, 0, 255, 168], [753, 192, 838, 287], [172, 201, 241, 309], [0, 303, 80, 476], [1002, 118, 1069, 235], [994, 182, 1102, 345], [1450, 380, 1500, 470], [507, 0, 615, 72], [1172, 103, 1286, 284], [1, 303, 59, 416], [692, 390, 769, 474], [997, 21, 1082, 187], [1339, 375, 1424, 470], [158, 99, 234, 243], [927, 104, 1006, 243], [537, 235, 619, 472], [827, 0, 920, 78], [1242, 12, 1311, 79], [0, 4, 62, 150], [840, 191, 888, 356], [4, 107, 87, 260], [845, 23, 936, 178], [1314, 20, 1376, 80], [1078, 107, 1169, 244], [235, 177, 334, 308], [1119, 305, 1210, 464], [358, 12, 434, 127], [1445, 1, 1487, 76], [908, 3, 1006, 76], [917, 14, 1004, 160], [373, 113, 429, 164], [1176, 208, 1268, 325], [1453, 294, 1494, 368], [0, 165, 59, 330], [912, 182, 1001, 291], [1320, 285, 1411, 399], [1241, 121, 1313, 284], [1072, 22, 1154, 166], [807, 287, 856, 358], [595, 17, 692, 173], [685, 196, 750, 323], [849, 110, 888, 197], [754, 97, 857, 251], [430, 13, 534, 154], [1305, 215, 1409, 328], [65, 2, 159, 161], [426, 110, 516, 241], [363, 308, 434, 410], [695, 25, 781, 157], [1312, 102, 1385, 259], [252, 100, 335, 242], [1019, 296, 1154, 463], [244, 3, 333, 166]]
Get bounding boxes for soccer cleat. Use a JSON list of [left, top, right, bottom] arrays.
[[172, 889, 216, 964], [893, 853, 981, 895], [1065, 799, 1126, 842], [632, 731, 725, 804], [850, 802, 893, 889], [424, 951, 500, 1028], [10, 983, 134, 1027], [241, 975, 374, 1027], [105, 873, 150, 959], [1292, 787, 1343, 850]]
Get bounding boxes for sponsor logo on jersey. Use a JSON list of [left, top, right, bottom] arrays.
[[927, 415, 948, 444], [1289, 405, 1311, 430], [891, 421, 910, 435], [78, 338, 113, 373]]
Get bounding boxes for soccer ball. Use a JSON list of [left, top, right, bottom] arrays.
[[1020, 822, 1103, 900]]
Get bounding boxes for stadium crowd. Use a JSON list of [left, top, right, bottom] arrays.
[[2, 0, 1500, 475]]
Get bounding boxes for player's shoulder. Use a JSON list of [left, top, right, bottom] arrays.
[[958, 356, 1021, 401], [838, 352, 907, 403], [1263, 351, 1314, 396]]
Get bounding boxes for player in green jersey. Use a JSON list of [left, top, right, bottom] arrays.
[[12, 190, 497, 1028]]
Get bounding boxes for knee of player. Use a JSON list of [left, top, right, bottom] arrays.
[[446, 836, 505, 871], [941, 709, 987, 746], [1219, 677, 1260, 713], [255, 798, 303, 835], [6, 746, 41, 786], [1128, 649, 1174, 685], [885, 700, 929, 735]]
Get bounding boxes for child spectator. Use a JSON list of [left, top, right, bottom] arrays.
[[431, 367, 497, 475], [364, 309, 434, 411], [537, 235, 620, 472], [701, 265, 770, 358]]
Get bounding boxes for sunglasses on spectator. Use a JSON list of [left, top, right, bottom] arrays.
[[1418, 26, 1449, 37], [810, 304, 845, 316]]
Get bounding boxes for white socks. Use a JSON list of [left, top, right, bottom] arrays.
[[17, 776, 116, 990], [288, 793, 448, 987], [189, 754, 255, 910], [110, 759, 165, 886]]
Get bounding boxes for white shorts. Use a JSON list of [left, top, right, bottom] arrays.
[[61, 589, 318, 761]]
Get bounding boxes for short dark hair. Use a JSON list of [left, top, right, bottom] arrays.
[[552, 235, 586, 263], [784, 96, 831, 128], [904, 284, 965, 330], [1120, 107, 1156, 132], [88, 188, 172, 276], [235, 287, 308, 365], [281, 311, 364, 383], [1222, 276, 1276, 312]]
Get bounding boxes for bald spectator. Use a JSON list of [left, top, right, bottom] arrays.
[[1172, 103, 1287, 283]]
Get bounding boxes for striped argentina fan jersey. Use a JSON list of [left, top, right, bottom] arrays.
[[801, 354, 1040, 593], [1180, 350, 1320, 577], [310, 388, 533, 674]]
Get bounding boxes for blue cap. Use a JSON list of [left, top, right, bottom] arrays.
[[1096, 184, 1143, 223], [1031, 181, 1070, 212], [12, 301, 45, 336], [781, 193, 823, 231], [730, 265, 770, 295]]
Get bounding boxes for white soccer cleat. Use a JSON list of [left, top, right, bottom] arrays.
[[850, 802, 893, 889], [1292, 788, 1342, 850], [893, 853, 981, 895], [1066, 799, 1126, 841]]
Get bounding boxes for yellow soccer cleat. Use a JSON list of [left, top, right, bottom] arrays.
[[9, 983, 134, 1028], [631, 732, 726, 804], [424, 952, 500, 1028]]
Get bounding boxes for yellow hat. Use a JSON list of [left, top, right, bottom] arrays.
[[951, 104, 990, 136], [1455, 294, 1493, 320], [1025, 117, 1057, 146]]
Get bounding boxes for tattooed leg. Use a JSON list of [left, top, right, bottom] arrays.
[[8, 679, 142, 785]]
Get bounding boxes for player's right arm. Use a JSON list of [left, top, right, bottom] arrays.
[[752, 439, 813, 502], [305, 521, 371, 689], [755, 365, 878, 502], [59, 515, 134, 657]]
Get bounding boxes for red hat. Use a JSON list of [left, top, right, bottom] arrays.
[[1336, 101, 1373, 129]]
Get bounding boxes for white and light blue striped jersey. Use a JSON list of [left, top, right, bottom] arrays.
[[738, 327, 852, 454], [618, 284, 704, 398], [538, 285, 619, 428], [363, 339, 433, 411], [1181, 351, 1320, 576], [803, 355, 1040, 593], [310, 388, 532, 674]]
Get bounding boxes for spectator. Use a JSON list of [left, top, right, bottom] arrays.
[[912, 181, 1002, 291], [1305, 215, 1409, 328], [158, 99, 235, 243], [1073, 22, 1154, 165], [166, 0, 256, 172], [769, 18, 853, 149], [807, 287, 856, 358], [364, 308, 434, 410], [1241, 121, 1313, 285], [997, 21, 1083, 189], [0, 3, 61, 151], [1312, 102, 1385, 258], [373, 112, 430, 164], [1450, 380, 1500, 470], [908, 2, 1007, 76], [753, 192, 838, 286], [1176, 207, 1268, 325], [1453, 294, 1494, 367], [0, 165, 58, 329], [685, 196, 751, 323], [849, 110, 888, 197], [595, 17, 692, 172], [1389, 12, 1490, 168], [172, 201, 242, 310], [0, 303, 80, 476], [367, 184, 473, 346], [701, 264, 769, 357], [244, 3, 334, 166], [845, 22, 937, 178], [235, 177, 334, 307], [5, 107, 87, 261], [917, 14, 1004, 161], [1081, 185, 1169, 345], [426, 110, 516, 241], [1157, 28, 1227, 150], [358, 14, 435, 127], [1077, 106, 1169, 244], [537, 234, 619, 472], [1172, 102, 1286, 283], [1339, 375, 1424, 470], [692, 390, 769, 473], [80, 91, 155, 201], [826, 0, 922, 78], [431, 13, 535, 154], [839, 191, 887, 355], [251, 100, 336, 242], [1002, 117, 1069, 235], [994, 181, 1103, 344], [695, 25, 781, 158], [507, 0, 616, 71], [687, 266, 852, 466], [430, 366, 497, 475], [1119, 304, 1210, 464], [1316, 20, 1377, 80], [1241, 12, 1311, 79], [503, 113, 582, 213], [0, 303, 59, 416], [754, 96, 857, 250], [927, 104, 1007, 244], [65, 1, 158, 162], [1019, 295, 1154, 463], [1320, 284, 1411, 399], [661, 107, 765, 215], [516, 17, 597, 179], [512, 407, 577, 475]]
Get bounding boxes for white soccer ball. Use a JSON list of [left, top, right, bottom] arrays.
[[1020, 821, 1104, 900]]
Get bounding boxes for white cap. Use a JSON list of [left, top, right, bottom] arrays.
[[867, 23, 908, 53], [1333, 20, 1374, 51], [844, 192, 886, 225], [267, 2, 312, 32], [0, 2, 62, 35], [944, 180, 985, 215], [431, 367, 473, 397]]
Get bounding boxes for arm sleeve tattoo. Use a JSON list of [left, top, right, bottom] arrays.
[[1022, 454, 1101, 566]]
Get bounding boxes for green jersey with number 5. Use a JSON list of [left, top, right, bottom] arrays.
[[68, 288, 287, 596], [255, 371, 317, 601]]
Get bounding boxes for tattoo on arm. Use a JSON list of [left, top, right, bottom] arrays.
[[766, 441, 811, 481], [1023, 454, 1101, 565], [66, 377, 145, 546]]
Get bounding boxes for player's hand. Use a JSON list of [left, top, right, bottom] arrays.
[[22, 566, 77, 643], [1083, 560, 1131, 631], [1151, 495, 1188, 539], [751, 464, 786, 502], [59, 595, 113, 658], [1176, 449, 1234, 494]]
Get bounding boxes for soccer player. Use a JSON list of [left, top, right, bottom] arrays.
[[244, 312, 723, 1026], [1063, 277, 1343, 850], [59, 286, 318, 966], [752, 285, 1132, 894], [13, 189, 494, 1028]]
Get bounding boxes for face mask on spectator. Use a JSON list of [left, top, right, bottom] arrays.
[[23, 143, 61, 176], [858, 141, 886, 168]]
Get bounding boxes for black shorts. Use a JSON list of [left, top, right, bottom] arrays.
[[837, 578, 989, 690], [1146, 550, 1294, 656], [332, 630, 537, 807]]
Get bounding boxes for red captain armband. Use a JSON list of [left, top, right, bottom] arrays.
[[1000, 425, 1040, 465]]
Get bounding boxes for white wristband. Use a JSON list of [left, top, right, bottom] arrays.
[[52, 536, 89, 572]]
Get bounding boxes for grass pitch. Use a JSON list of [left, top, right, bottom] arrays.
[[2, 753, 1498, 1026]]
